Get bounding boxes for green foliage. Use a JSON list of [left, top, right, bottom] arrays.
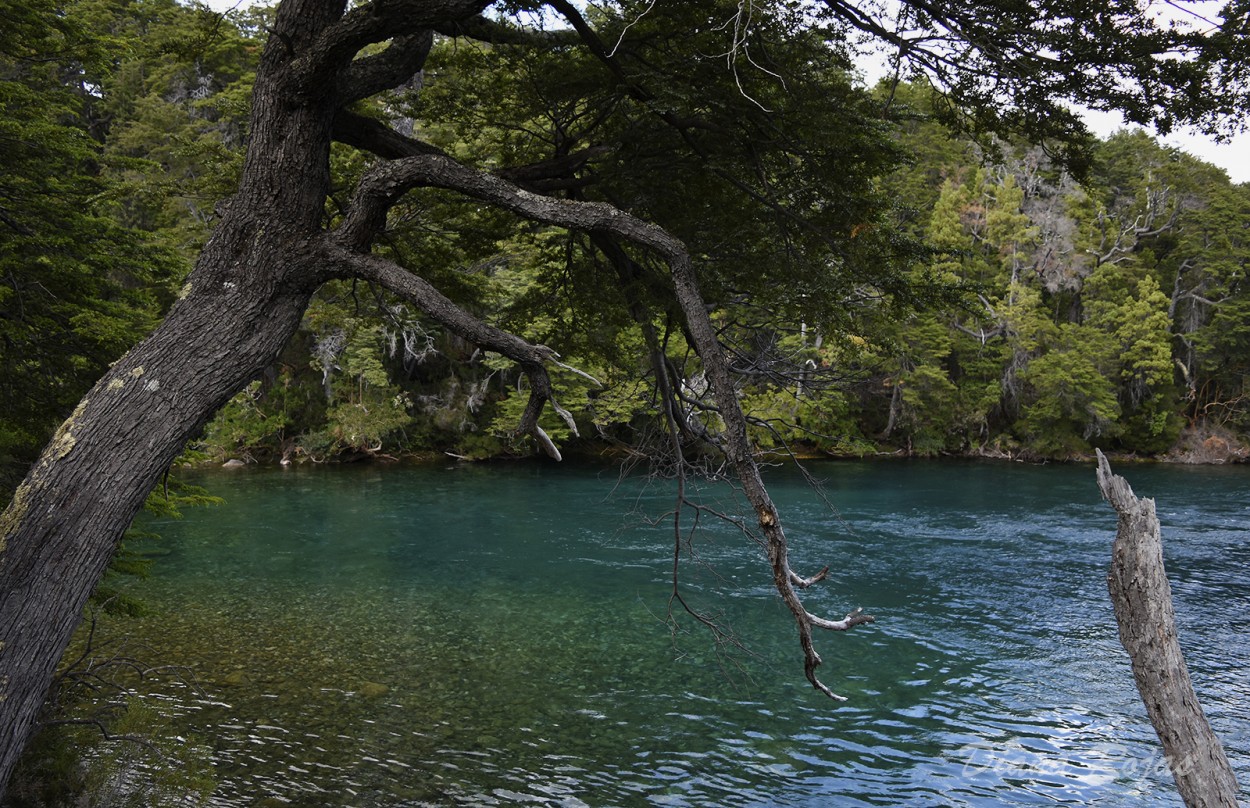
[[1016, 336, 1122, 456], [182, 9, 1250, 464], [413, 2, 935, 331], [1175, 181, 1250, 431], [855, 119, 1250, 459], [201, 381, 291, 459], [7, 0, 1249, 478], [4, 0, 1249, 800], [0, 0, 260, 488], [89, 0, 256, 252], [1084, 269, 1181, 451], [80, 696, 215, 807], [0, 7, 184, 486], [746, 389, 864, 452]]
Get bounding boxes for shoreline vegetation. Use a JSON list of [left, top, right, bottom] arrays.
[[5, 4, 1250, 496], [4, 1, 1249, 805], [198, 418, 1250, 470]]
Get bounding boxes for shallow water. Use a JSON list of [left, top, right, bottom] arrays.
[[117, 459, 1249, 806]]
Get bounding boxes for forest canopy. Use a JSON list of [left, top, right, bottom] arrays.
[[7, 0, 1248, 481]]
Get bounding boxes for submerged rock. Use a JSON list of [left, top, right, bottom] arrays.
[[358, 681, 389, 698]]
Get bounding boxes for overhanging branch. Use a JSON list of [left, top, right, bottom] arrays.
[[320, 242, 574, 458], [332, 150, 873, 697], [331, 110, 610, 193]]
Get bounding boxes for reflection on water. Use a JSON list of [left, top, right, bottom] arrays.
[[111, 460, 1248, 806]]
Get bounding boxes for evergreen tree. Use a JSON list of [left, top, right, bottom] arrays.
[[0, 0, 184, 488]]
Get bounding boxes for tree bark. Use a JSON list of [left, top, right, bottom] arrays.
[[0, 0, 867, 797], [0, 242, 319, 796], [0, 0, 346, 792], [1094, 450, 1241, 808], [0, 2, 549, 795]]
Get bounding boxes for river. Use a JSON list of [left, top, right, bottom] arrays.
[[111, 459, 1248, 806]]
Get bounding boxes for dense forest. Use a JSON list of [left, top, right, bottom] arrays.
[[3, 0, 1248, 496]]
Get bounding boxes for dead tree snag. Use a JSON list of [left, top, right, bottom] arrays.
[[1095, 450, 1240, 808]]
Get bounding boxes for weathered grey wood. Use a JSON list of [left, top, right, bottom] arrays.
[[1094, 450, 1241, 808]]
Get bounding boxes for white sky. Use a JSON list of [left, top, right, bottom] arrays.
[[1082, 109, 1249, 184]]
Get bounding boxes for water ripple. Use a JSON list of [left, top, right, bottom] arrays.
[[103, 461, 1250, 806]]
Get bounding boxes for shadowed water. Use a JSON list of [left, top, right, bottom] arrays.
[[116, 459, 1249, 806]]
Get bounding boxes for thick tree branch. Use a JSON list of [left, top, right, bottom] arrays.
[[337, 30, 433, 104], [332, 109, 449, 161], [332, 110, 611, 193], [336, 151, 873, 696], [333, 11, 580, 104], [319, 241, 572, 458]]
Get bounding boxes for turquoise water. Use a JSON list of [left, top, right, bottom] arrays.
[[121, 460, 1248, 806]]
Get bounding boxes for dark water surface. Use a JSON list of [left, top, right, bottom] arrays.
[[120, 460, 1249, 806]]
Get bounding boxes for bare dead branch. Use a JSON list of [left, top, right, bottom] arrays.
[[807, 607, 875, 631], [331, 149, 873, 697], [331, 111, 610, 194], [1095, 451, 1240, 807], [791, 566, 831, 588]]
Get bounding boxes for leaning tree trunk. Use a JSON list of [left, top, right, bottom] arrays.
[[1095, 451, 1241, 808], [0, 0, 871, 795], [0, 263, 315, 791], [0, 1, 342, 793]]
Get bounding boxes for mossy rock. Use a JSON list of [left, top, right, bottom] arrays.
[[358, 681, 389, 698], [220, 670, 249, 687]]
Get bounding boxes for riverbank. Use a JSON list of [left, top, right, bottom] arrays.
[[197, 421, 1250, 470]]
